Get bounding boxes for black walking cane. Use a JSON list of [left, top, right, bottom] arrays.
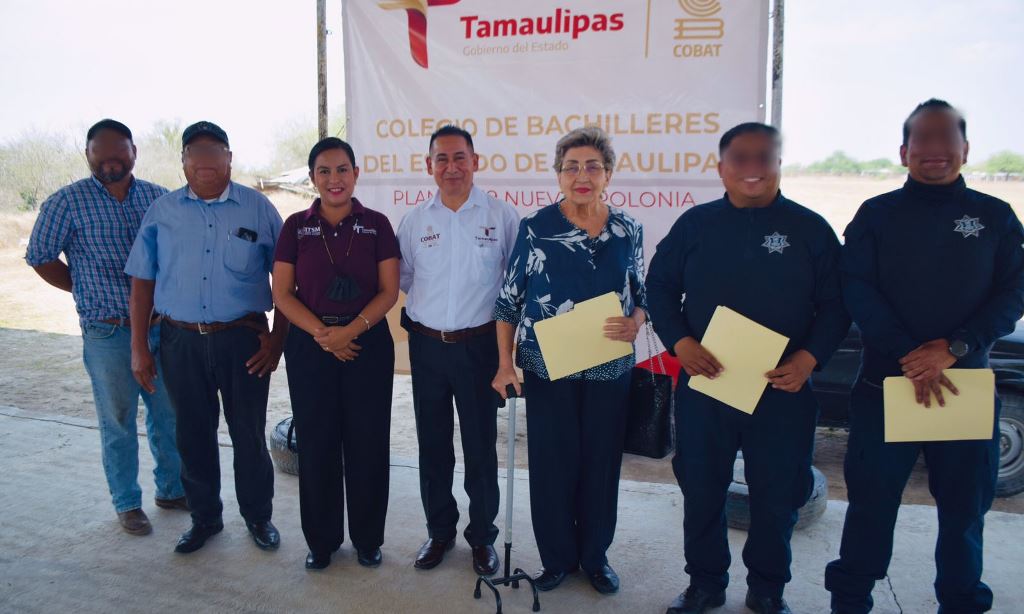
[[473, 384, 541, 613]]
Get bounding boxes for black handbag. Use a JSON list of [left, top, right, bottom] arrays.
[[623, 322, 675, 459]]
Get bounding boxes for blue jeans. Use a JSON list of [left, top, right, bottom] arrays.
[[81, 320, 184, 513]]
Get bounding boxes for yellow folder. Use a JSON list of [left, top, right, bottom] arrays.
[[883, 369, 995, 442], [687, 306, 790, 414], [534, 292, 633, 381]]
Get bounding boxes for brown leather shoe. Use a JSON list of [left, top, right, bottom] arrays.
[[154, 496, 190, 511], [472, 544, 500, 576], [117, 508, 152, 536], [414, 538, 455, 570]]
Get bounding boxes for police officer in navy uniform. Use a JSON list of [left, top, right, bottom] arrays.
[[647, 122, 850, 614], [272, 137, 400, 570], [825, 99, 1024, 614]]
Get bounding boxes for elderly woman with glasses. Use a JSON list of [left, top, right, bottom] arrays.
[[491, 126, 648, 596]]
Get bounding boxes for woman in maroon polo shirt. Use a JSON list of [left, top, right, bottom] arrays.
[[272, 137, 400, 571]]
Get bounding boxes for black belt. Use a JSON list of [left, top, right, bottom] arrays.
[[320, 315, 356, 325], [400, 308, 495, 344]]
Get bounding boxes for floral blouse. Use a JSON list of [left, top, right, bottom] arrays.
[[492, 201, 649, 381]]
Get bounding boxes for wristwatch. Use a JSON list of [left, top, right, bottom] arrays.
[[948, 332, 970, 359]]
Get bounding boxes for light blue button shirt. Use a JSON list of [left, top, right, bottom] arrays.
[[124, 181, 283, 323]]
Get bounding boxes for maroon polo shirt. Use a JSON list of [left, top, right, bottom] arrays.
[[274, 198, 399, 318]]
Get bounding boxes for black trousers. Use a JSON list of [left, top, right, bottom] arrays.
[[408, 329, 499, 546], [673, 380, 819, 600], [523, 369, 631, 573], [825, 379, 998, 614], [284, 322, 394, 556], [160, 323, 275, 525]]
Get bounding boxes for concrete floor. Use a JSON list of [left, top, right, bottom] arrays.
[[0, 405, 1021, 614]]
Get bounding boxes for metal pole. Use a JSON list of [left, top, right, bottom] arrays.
[[504, 397, 517, 573], [317, 0, 328, 140], [474, 387, 540, 613], [770, 0, 784, 129]]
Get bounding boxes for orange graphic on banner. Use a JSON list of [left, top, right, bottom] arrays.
[[675, 0, 723, 40], [678, 0, 722, 18]]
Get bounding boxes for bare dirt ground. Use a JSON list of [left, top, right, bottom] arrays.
[[2, 176, 1022, 513]]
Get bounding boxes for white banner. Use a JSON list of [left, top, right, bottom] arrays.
[[343, 0, 769, 256]]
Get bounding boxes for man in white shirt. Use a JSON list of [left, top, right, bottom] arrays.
[[397, 125, 520, 576]]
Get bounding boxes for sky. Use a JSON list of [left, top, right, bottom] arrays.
[[0, 0, 1021, 169], [782, 0, 1023, 165]]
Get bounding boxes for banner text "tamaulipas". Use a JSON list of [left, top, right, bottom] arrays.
[[460, 9, 624, 40]]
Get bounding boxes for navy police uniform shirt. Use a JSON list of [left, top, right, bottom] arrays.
[[647, 192, 850, 373], [841, 175, 1024, 381]]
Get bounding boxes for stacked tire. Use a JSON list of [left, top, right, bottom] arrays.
[[268, 417, 299, 476], [725, 454, 828, 531]]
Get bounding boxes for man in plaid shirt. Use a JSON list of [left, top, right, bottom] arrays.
[[25, 119, 187, 536]]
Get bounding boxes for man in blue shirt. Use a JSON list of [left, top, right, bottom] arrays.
[[647, 123, 850, 614], [25, 119, 186, 536], [824, 100, 1024, 614], [125, 121, 288, 554]]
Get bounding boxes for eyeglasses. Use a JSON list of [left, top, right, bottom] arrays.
[[559, 162, 606, 177], [184, 144, 230, 159]]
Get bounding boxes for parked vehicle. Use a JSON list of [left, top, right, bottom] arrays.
[[811, 324, 1024, 497], [638, 323, 1024, 498]]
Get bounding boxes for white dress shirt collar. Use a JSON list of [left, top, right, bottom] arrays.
[[426, 186, 485, 212]]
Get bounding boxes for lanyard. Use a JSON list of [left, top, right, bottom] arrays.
[[319, 218, 356, 274]]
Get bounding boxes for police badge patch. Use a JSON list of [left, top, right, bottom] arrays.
[[762, 231, 790, 254], [953, 215, 985, 238]]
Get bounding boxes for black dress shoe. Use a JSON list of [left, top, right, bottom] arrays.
[[666, 585, 726, 613], [174, 521, 224, 554], [532, 566, 578, 592], [246, 520, 280, 550], [305, 551, 331, 570], [587, 564, 620, 594], [744, 590, 792, 614], [414, 538, 455, 570], [357, 548, 383, 568], [472, 545, 499, 576]]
